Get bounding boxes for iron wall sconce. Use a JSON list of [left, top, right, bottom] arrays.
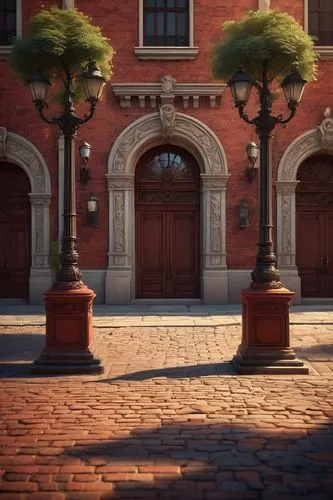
[[87, 195, 98, 227], [79, 141, 92, 185], [239, 199, 249, 228], [245, 141, 259, 183]]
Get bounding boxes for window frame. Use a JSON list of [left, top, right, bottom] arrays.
[[305, 0, 333, 60], [0, 0, 22, 56], [135, 0, 198, 60]]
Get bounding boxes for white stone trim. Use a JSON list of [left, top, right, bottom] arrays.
[[304, 0, 333, 60], [58, 134, 64, 246], [106, 112, 229, 304], [135, 0, 198, 60], [258, 1, 270, 12], [0, 0, 22, 56], [62, 0, 75, 7], [0, 130, 52, 303], [276, 113, 333, 302], [112, 79, 226, 109]]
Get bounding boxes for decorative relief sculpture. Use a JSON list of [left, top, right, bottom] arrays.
[[6, 140, 46, 192], [161, 75, 176, 94], [210, 192, 222, 253], [281, 197, 291, 255], [0, 127, 7, 157], [113, 192, 125, 254], [159, 104, 176, 140], [317, 109, 333, 150]]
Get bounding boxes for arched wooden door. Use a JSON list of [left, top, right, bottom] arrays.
[[296, 155, 333, 297], [0, 163, 31, 299], [135, 146, 200, 298]]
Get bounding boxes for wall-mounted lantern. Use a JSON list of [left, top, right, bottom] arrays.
[[245, 141, 259, 183], [239, 199, 249, 228], [79, 141, 92, 184], [87, 194, 98, 227]]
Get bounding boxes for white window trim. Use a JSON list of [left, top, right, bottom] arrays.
[[304, 0, 333, 60], [0, 0, 22, 56], [134, 0, 198, 60]]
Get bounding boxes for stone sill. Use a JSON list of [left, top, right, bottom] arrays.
[[315, 46, 333, 60], [134, 46, 199, 60]]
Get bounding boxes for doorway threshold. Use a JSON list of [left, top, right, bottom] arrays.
[[131, 298, 202, 305], [301, 297, 333, 305]]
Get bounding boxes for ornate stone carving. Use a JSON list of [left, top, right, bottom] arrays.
[[106, 175, 134, 191], [113, 120, 160, 173], [6, 140, 46, 192], [0, 127, 7, 157], [161, 75, 176, 94], [210, 192, 222, 253], [113, 192, 125, 253], [201, 175, 229, 190], [159, 104, 176, 140], [281, 197, 291, 254], [275, 181, 299, 194], [317, 115, 333, 150]]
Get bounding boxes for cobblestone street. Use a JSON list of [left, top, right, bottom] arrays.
[[0, 306, 332, 499]]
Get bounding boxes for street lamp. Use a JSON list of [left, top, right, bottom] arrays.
[[228, 62, 309, 374], [29, 62, 106, 374]]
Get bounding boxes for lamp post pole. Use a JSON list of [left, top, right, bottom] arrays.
[[28, 63, 106, 374], [228, 63, 309, 374]]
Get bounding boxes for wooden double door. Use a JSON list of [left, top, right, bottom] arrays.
[[0, 163, 30, 299], [296, 155, 333, 297], [135, 147, 200, 299]]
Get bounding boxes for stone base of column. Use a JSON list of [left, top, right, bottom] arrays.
[[233, 286, 309, 375], [31, 287, 103, 375]]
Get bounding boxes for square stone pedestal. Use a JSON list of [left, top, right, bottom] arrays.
[[233, 287, 309, 374], [32, 287, 103, 375]]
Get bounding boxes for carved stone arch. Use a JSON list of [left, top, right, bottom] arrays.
[[276, 113, 333, 303], [0, 129, 52, 303], [106, 111, 229, 304], [108, 111, 228, 176]]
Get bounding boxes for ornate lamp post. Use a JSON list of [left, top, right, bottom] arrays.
[[228, 63, 309, 374], [29, 62, 106, 374]]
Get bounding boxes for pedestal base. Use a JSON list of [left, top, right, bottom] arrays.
[[32, 286, 103, 375], [233, 287, 309, 375]]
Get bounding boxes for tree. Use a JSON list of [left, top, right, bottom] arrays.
[[9, 7, 114, 101], [212, 10, 317, 87]]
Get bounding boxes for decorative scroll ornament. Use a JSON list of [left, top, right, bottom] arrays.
[[159, 104, 176, 140], [0, 127, 7, 157], [161, 75, 176, 94], [318, 107, 333, 150]]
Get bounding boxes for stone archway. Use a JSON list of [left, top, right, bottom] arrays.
[[0, 128, 52, 303], [105, 109, 229, 304], [276, 112, 333, 303]]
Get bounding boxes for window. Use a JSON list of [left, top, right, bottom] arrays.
[[308, 0, 333, 46], [144, 0, 189, 47], [0, 0, 21, 54], [135, 0, 198, 60]]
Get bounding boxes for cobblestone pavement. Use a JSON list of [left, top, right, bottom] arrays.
[[0, 310, 332, 499]]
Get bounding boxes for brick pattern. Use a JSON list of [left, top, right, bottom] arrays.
[[0, 323, 332, 497]]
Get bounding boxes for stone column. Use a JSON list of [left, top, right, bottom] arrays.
[[276, 180, 301, 303], [105, 174, 134, 304], [201, 174, 229, 304], [29, 193, 52, 303]]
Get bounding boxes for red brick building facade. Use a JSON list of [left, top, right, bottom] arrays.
[[0, 0, 333, 304]]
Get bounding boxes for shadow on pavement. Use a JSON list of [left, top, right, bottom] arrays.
[[62, 420, 333, 500], [98, 361, 236, 382], [0, 333, 44, 377]]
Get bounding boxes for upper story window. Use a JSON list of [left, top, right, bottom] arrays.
[[0, 0, 21, 55], [0, 0, 16, 45], [135, 0, 198, 60], [308, 0, 333, 46], [144, 0, 189, 47]]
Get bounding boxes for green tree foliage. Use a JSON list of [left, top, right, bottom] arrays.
[[212, 10, 317, 86], [9, 7, 114, 99]]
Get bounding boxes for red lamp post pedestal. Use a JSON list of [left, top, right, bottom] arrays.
[[32, 287, 103, 375], [233, 287, 309, 374]]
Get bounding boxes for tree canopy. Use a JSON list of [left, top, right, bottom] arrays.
[[212, 10, 317, 86], [9, 7, 114, 97]]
